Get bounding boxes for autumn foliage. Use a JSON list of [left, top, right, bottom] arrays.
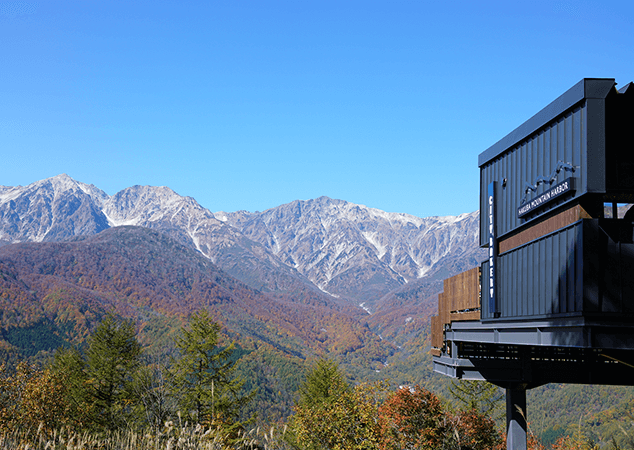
[[0, 362, 75, 433], [289, 362, 503, 450], [378, 385, 446, 450]]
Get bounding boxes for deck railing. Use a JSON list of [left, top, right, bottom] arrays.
[[430, 266, 481, 356]]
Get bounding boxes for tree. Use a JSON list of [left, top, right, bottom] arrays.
[[84, 313, 141, 429], [49, 313, 142, 431], [292, 382, 384, 450], [297, 358, 349, 408], [50, 345, 94, 428], [168, 310, 253, 434], [452, 408, 502, 450], [378, 385, 447, 450], [290, 359, 385, 450], [131, 353, 174, 430], [0, 361, 72, 433]]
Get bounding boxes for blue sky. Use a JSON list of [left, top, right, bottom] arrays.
[[1, 1, 633, 218]]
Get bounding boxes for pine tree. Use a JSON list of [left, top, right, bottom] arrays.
[[85, 313, 141, 429], [50, 346, 92, 428], [168, 310, 253, 433], [50, 313, 142, 430], [297, 358, 349, 408], [291, 359, 383, 450]]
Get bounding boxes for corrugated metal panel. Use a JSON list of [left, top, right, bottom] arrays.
[[480, 103, 590, 245], [483, 222, 584, 320], [483, 219, 634, 321], [478, 79, 614, 166]]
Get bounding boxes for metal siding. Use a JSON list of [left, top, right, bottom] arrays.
[[519, 247, 525, 317], [512, 149, 519, 230], [581, 106, 588, 193], [573, 106, 582, 178], [558, 116, 566, 172], [501, 251, 508, 318], [559, 228, 568, 313], [546, 233, 561, 314], [504, 153, 512, 232], [510, 248, 517, 318], [537, 131, 545, 193], [546, 125, 554, 182], [564, 113, 573, 171], [604, 234, 620, 313], [567, 227, 577, 313], [492, 222, 591, 320], [522, 245, 537, 316], [575, 223, 585, 313], [586, 99, 607, 192], [624, 243, 634, 313], [479, 104, 590, 242], [512, 248, 518, 317], [540, 238, 547, 315]]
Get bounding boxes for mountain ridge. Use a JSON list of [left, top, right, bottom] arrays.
[[0, 174, 486, 341], [0, 173, 485, 423], [0, 174, 484, 308]]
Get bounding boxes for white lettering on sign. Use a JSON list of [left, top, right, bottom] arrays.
[[518, 178, 574, 218], [487, 182, 496, 316]]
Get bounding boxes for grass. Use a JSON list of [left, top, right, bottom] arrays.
[[0, 422, 290, 450]]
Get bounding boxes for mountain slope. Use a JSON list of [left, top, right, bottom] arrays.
[[0, 174, 109, 244], [0, 177, 323, 299], [0, 226, 390, 360], [220, 196, 484, 310], [0, 175, 485, 319], [0, 174, 486, 351]]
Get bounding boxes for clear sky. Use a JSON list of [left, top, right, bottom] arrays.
[[1, 1, 633, 218]]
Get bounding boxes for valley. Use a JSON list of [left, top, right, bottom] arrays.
[[1, 174, 632, 445]]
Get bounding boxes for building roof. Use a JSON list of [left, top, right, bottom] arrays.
[[478, 78, 616, 167]]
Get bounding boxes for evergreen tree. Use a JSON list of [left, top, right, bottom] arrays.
[[291, 360, 383, 450], [50, 346, 93, 428], [168, 310, 253, 433], [297, 358, 349, 408], [50, 313, 142, 430], [84, 313, 142, 429]]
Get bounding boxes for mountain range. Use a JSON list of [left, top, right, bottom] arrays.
[[4, 174, 634, 441], [0, 173, 484, 315], [0, 173, 485, 419]]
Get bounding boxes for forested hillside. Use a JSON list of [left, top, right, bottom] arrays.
[[0, 226, 395, 422], [2, 176, 634, 446]]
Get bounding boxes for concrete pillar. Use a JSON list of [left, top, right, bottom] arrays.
[[506, 384, 527, 450]]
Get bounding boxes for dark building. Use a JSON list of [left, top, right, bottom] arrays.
[[430, 78, 634, 449]]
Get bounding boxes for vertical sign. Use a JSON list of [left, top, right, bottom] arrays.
[[488, 182, 497, 316]]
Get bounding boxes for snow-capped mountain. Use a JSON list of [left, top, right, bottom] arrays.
[[0, 175, 484, 314], [0, 174, 109, 243], [220, 197, 483, 307], [102, 185, 314, 294]]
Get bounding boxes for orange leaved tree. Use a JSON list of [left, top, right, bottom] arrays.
[[378, 385, 447, 450]]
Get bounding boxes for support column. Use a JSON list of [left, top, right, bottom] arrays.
[[506, 384, 527, 450]]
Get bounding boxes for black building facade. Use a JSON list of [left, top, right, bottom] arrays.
[[431, 78, 634, 449]]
